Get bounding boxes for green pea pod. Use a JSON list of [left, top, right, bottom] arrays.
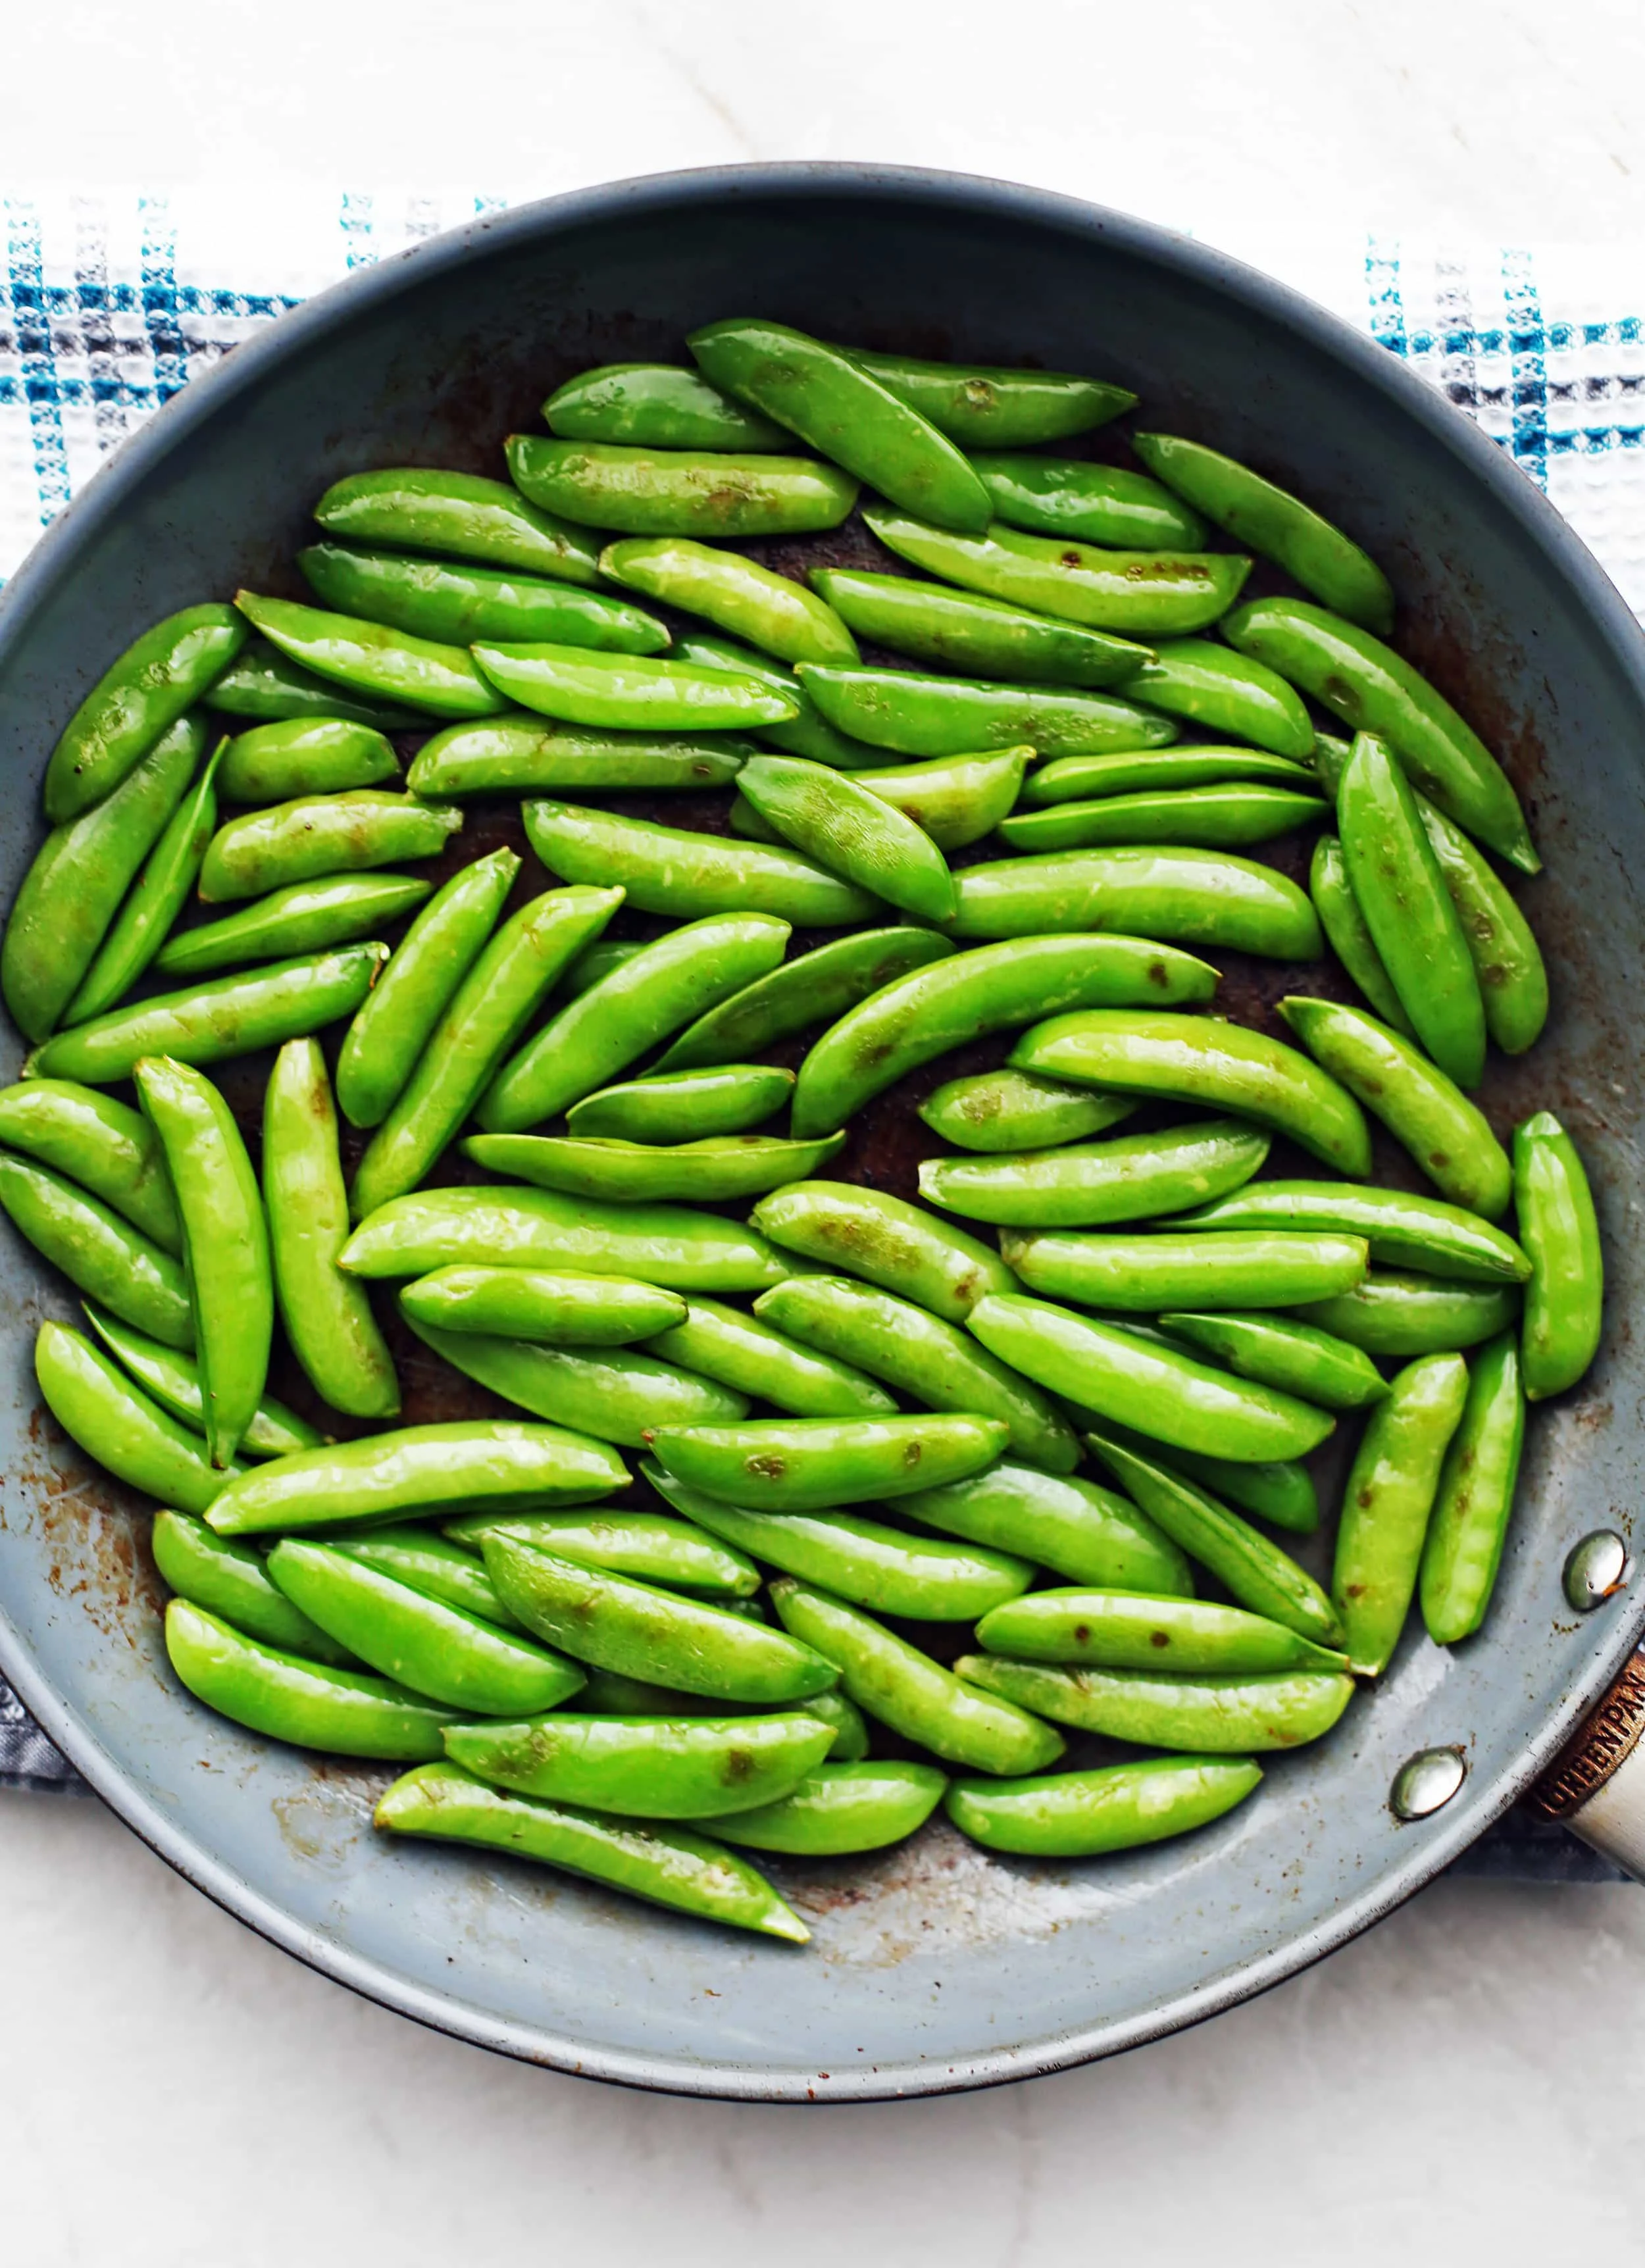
[[82, 1306, 321, 1458], [842, 349, 1133, 446], [689, 318, 991, 533], [711, 1761, 947, 1855], [348, 886, 624, 1220], [66, 732, 227, 1023], [521, 801, 881, 926], [134, 1057, 272, 1466], [1114, 638, 1315, 759], [151, 1510, 353, 1664], [1296, 1272, 1519, 1357], [1159, 1311, 1388, 1411], [374, 1760, 808, 1942], [790, 934, 1218, 1139], [1309, 834, 1413, 1033], [1011, 1009, 1373, 1176], [996, 782, 1325, 854], [771, 1577, 1064, 1775], [956, 1655, 1352, 1755], [43, 605, 245, 822], [23, 944, 389, 1085], [1080, 1416, 1319, 1536], [401, 1265, 686, 1346], [0, 1080, 180, 1250], [405, 717, 750, 798], [445, 1709, 834, 1820], [484, 1534, 836, 1705], [738, 753, 957, 923], [866, 504, 1252, 636], [1514, 1112, 1604, 1399], [971, 452, 1207, 550], [1332, 1351, 1470, 1675], [168, 1600, 457, 1757], [974, 1586, 1345, 1673], [896, 1459, 1193, 1593], [917, 1070, 1135, 1155], [336, 845, 519, 1130], [751, 1274, 1078, 1472], [342, 1185, 787, 1294], [669, 631, 873, 765], [263, 1039, 399, 1422], [599, 535, 855, 666], [1175, 1178, 1529, 1284], [797, 663, 1169, 760], [219, 717, 399, 804], [298, 542, 669, 654], [809, 567, 1148, 689], [940, 847, 1323, 958], [5, 713, 204, 1042], [198, 789, 461, 903], [655, 929, 955, 1072], [1277, 996, 1511, 1218], [1419, 1332, 1526, 1644], [647, 1413, 1009, 1515], [749, 1181, 1015, 1322], [644, 1296, 897, 1419], [917, 1119, 1270, 1229], [332, 1528, 519, 1623], [236, 592, 507, 720], [568, 1064, 793, 1143], [946, 1753, 1262, 1857], [476, 911, 790, 1133], [35, 1322, 238, 1513], [1023, 745, 1319, 806], [205, 1420, 628, 1539], [265, 1540, 584, 1716], [507, 434, 858, 540], [443, 1511, 758, 1600], [1339, 731, 1486, 1088], [403, 1316, 747, 1448], [1003, 1226, 1369, 1313], [0, 1156, 192, 1347], [314, 466, 605, 584], [554, 940, 647, 999], [472, 642, 797, 733], [1417, 803, 1548, 1053], [205, 641, 422, 729], [154, 872, 432, 978], [844, 749, 1028, 851], [544, 362, 790, 450], [1222, 597, 1537, 874], [1084, 1428, 1342, 1644]]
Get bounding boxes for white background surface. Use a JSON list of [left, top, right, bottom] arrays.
[[7, 2, 1645, 2260]]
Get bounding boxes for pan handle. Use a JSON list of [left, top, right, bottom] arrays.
[[1531, 1650, 1645, 1877]]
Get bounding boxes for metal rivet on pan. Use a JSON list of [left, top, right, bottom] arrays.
[[1390, 1748, 1467, 1822], [1563, 1530, 1632, 1612]]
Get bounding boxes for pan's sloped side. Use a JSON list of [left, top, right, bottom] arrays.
[[0, 166, 1641, 2100]]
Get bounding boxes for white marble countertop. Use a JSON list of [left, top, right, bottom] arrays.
[[7, 2, 1645, 2259]]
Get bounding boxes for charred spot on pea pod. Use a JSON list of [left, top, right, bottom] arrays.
[[1150, 1630, 1170, 1648], [747, 1454, 788, 1480], [723, 1748, 757, 1784], [901, 1440, 922, 1469]]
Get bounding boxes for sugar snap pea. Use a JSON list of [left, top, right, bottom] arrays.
[[974, 1588, 1346, 1673], [443, 1510, 759, 1600], [342, 1185, 787, 1293], [199, 789, 460, 903], [750, 1181, 1015, 1321], [522, 801, 881, 926], [472, 642, 797, 733], [790, 934, 1217, 1139], [655, 928, 953, 1072], [1332, 1352, 1469, 1675], [957, 1655, 1352, 1753], [844, 749, 1027, 851], [738, 753, 958, 922], [299, 542, 669, 653], [66, 732, 226, 1024], [996, 781, 1325, 853], [753, 1274, 1078, 1471], [1003, 1226, 1369, 1312], [669, 630, 872, 765], [643, 1296, 896, 1419], [205, 1420, 628, 1538], [1011, 1009, 1373, 1175], [401, 1266, 686, 1346], [896, 1459, 1192, 1592], [507, 434, 857, 539], [809, 567, 1148, 688], [236, 592, 507, 720], [601, 536, 856, 666], [404, 1315, 748, 1447], [1223, 597, 1537, 873], [477, 911, 790, 1134], [23, 944, 388, 1084], [82, 1306, 320, 1459], [205, 641, 420, 728], [972, 452, 1207, 550], [918, 1119, 1269, 1228], [0, 1081, 180, 1250], [151, 1510, 352, 1663], [568, 1064, 793, 1144], [331, 1527, 519, 1623], [169, 1601, 457, 1757], [1023, 745, 1317, 806], [405, 717, 749, 799], [564, 1678, 869, 1757], [135, 1056, 272, 1465], [219, 716, 399, 804], [1280, 995, 1512, 1219], [43, 606, 244, 822], [445, 1709, 834, 1819], [314, 466, 604, 584], [1176, 1180, 1528, 1283], [1159, 1311, 1388, 1411], [1115, 638, 1315, 758], [711, 1761, 946, 1854], [155, 872, 432, 977], [5, 713, 203, 1041], [797, 663, 1168, 759], [35, 1322, 236, 1513], [1309, 834, 1413, 1032], [1086, 1419, 1321, 1536], [917, 1070, 1134, 1155], [0, 1156, 192, 1346], [842, 349, 1133, 445], [1513, 1112, 1603, 1398], [1419, 1332, 1526, 1643], [647, 1413, 1009, 1515], [1296, 1271, 1519, 1356], [374, 1760, 808, 1942], [544, 362, 789, 450], [946, 1753, 1261, 1856], [1414, 799, 1549, 1054], [348, 884, 623, 1219], [940, 845, 1323, 957]]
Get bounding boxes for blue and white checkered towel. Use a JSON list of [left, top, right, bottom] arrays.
[[0, 187, 1631, 1877]]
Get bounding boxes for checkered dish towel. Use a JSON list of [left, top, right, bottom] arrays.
[[0, 189, 1631, 1880]]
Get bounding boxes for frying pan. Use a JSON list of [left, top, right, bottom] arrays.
[[0, 165, 1640, 2102]]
